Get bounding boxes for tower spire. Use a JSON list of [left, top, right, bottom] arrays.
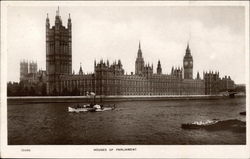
[[46, 13, 50, 28], [137, 41, 143, 58], [57, 6, 60, 16], [135, 41, 144, 75], [79, 62, 83, 75], [157, 60, 162, 75], [186, 42, 191, 55], [68, 12, 72, 29]]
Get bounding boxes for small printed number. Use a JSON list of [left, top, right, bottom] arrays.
[[21, 149, 31, 152]]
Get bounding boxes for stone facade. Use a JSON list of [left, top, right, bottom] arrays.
[[20, 60, 29, 82], [20, 60, 45, 84], [219, 75, 235, 91], [45, 10, 235, 96], [56, 42, 206, 96], [203, 72, 235, 95], [18, 60, 47, 96], [183, 44, 193, 79], [203, 71, 220, 95], [29, 61, 38, 74], [46, 8, 72, 95]]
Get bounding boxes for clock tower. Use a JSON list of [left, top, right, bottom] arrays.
[[183, 43, 193, 79]]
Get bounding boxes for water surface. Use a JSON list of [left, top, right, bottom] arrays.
[[8, 97, 246, 145]]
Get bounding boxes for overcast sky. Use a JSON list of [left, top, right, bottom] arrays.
[[7, 5, 246, 84]]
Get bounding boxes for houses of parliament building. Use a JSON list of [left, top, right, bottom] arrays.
[[21, 9, 235, 96]]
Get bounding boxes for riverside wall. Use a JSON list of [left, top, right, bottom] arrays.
[[7, 95, 244, 104]]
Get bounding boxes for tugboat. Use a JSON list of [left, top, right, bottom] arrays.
[[68, 92, 115, 113], [181, 119, 219, 129], [68, 103, 95, 112], [182, 119, 246, 133]]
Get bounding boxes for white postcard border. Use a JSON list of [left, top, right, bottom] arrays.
[[1, 1, 249, 158]]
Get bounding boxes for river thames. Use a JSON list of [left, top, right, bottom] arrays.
[[8, 97, 246, 145]]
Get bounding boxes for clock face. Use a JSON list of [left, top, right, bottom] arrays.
[[190, 61, 193, 65], [184, 61, 188, 66]]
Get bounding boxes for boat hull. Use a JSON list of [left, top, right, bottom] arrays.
[[68, 107, 94, 112], [68, 105, 115, 112]]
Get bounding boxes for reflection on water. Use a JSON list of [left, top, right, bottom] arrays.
[[8, 97, 246, 145]]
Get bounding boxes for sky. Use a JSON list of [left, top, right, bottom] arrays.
[[6, 5, 246, 84]]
